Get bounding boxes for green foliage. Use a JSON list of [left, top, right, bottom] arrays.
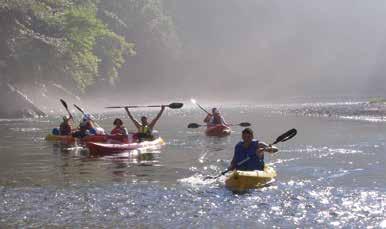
[[0, 0, 134, 91], [369, 97, 386, 105], [0, 0, 179, 92]]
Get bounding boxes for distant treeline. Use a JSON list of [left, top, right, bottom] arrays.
[[0, 0, 180, 93]]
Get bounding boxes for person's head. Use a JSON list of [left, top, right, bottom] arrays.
[[82, 113, 91, 122], [242, 128, 254, 142], [140, 116, 148, 125], [212, 108, 220, 115], [62, 116, 71, 124], [113, 118, 123, 127]]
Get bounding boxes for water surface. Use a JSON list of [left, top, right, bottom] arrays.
[[0, 102, 385, 227]]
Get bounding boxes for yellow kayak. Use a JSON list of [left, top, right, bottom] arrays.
[[225, 165, 277, 192]]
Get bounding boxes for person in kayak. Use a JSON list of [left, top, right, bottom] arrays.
[[203, 108, 228, 126], [59, 115, 73, 135], [111, 118, 128, 135], [72, 113, 96, 138], [228, 128, 278, 171], [125, 106, 165, 141], [108, 118, 129, 143]]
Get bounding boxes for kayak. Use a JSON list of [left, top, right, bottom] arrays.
[[225, 165, 277, 192], [205, 125, 231, 137], [86, 137, 165, 155], [45, 134, 128, 143]]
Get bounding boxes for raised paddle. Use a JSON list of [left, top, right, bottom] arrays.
[[187, 122, 251, 128], [105, 102, 183, 109], [204, 128, 297, 180], [191, 99, 210, 114], [60, 99, 72, 118], [73, 104, 85, 115]]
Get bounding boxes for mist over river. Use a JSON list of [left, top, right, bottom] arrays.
[[0, 101, 385, 227]]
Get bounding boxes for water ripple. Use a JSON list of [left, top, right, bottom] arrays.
[[0, 181, 384, 228]]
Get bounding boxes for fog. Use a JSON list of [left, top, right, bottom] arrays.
[[10, 0, 386, 113], [108, 0, 386, 104]]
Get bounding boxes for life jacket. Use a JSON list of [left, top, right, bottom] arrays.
[[232, 140, 264, 171], [79, 121, 92, 132], [137, 125, 153, 140], [59, 122, 72, 135], [139, 125, 151, 134], [209, 115, 224, 125]]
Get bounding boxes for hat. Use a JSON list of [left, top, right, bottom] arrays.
[[82, 113, 91, 121]]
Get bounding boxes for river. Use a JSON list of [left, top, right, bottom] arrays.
[[0, 101, 385, 227]]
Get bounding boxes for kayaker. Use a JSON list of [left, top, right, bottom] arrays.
[[125, 106, 165, 141], [111, 118, 128, 135], [228, 128, 278, 171], [204, 108, 228, 126], [59, 115, 73, 135], [72, 113, 96, 138]]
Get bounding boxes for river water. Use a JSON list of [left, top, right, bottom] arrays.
[[0, 101, 385, 227]]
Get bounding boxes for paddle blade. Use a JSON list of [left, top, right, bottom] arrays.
[[273, 128, 297, 144], [60, 99, 68, 109], [73, 104, 85, 114], [239, 122, 251, 127], [187, 123, 200, 128], [168, 102, 183, 109]]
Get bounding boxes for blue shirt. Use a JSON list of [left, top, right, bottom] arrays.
[[231, 140, 264, 171]]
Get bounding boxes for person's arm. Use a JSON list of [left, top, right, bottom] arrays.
[[258, 142, 278, 154], [149, 105, 165, 129], [89, 120, 96, 129], [125, 107, 141, 129], [220, 116, 228, 126], [122, 127, 128, 136], [203, 114, 212, 123]]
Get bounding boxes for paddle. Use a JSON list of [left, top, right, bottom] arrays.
[[105, 102, 183, 109], [187, 122, 251, 128], [204, 128, 297, 180], [73, 104, 102, 129], [191, 99, 210, 114], [60, 99, 72, 118]]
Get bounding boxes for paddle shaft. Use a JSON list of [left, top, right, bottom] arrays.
[[196, 103, 210, 115], [191, 100, 210, 115], [212, 157, 250, 179], [106, 102, 183, 109]]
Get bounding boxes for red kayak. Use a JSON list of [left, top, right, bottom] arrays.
[[86, 137, 165, 155], [45, 134, 128, 143], [205, 125, 231, 137]]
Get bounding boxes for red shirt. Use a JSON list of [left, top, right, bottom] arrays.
[[111, 126, 128, 135]]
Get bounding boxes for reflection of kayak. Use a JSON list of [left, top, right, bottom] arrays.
[[225, 165, 276, 192], [45, 134, 128, 143], [86, 137, 165, 155], [205, 125, 231, 137]]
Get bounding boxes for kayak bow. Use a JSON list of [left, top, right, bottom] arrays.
[[225, 165, 277, 192]]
